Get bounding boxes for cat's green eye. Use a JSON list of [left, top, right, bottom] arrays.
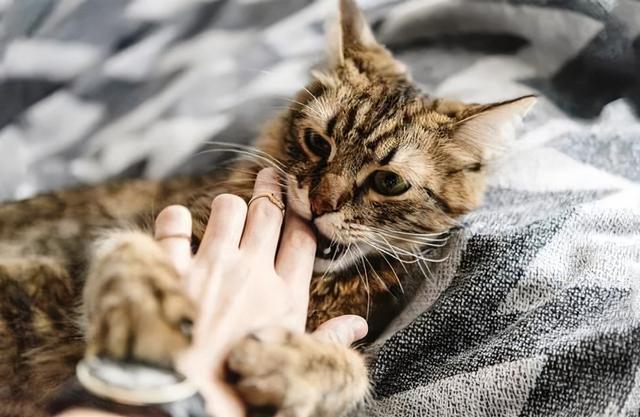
[[304, 129, 332, 159], [371, 170, 411, 196]]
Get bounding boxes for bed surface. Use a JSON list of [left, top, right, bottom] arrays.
[[1, 0, 639, 415]]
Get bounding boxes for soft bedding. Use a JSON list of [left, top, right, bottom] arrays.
[[0, 0, 639, 415]]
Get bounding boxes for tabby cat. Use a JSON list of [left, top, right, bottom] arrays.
[[0, 1, 535, 416]]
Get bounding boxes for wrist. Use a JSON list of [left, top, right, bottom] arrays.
[[47, 358, 210, 417]]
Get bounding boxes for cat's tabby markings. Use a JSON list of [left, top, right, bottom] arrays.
[[0, 1, 534, 416]]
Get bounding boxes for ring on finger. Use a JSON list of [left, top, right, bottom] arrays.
[[248, 193, 285, 216], [156, 233, 192, 242]]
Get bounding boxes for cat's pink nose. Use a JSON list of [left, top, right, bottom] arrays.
[[310, 190, 351, 217], [309, 173, 353, 217], [310, 196, 333, 217]]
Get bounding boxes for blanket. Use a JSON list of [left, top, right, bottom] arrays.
[[1, 0, 639, 415]]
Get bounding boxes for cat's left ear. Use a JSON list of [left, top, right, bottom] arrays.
[[452, 95, 537, 162], [327, 0, 407, 76]]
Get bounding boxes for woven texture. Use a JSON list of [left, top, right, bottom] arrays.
[[1, 1, 639, 415]]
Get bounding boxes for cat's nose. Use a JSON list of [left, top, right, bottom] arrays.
[[310, 191, 351, 217], [309, 174, 352, 217]]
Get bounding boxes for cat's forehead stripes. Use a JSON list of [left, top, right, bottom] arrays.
[[308, 80, 418, 136], [371, 136, 399, 165]]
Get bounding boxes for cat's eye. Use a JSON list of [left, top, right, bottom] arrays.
[[303, 129, 332, 159], [371, 170, 411, 196]]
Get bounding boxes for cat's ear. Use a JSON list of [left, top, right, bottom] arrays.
[[452, 95, 537, 162], [327, 0, 407, 76]]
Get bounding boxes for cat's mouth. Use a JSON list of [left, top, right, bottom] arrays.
[[314, 231, 348, 260]]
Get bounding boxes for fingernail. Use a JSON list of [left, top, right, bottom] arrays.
[[346, 315, 368, 342]]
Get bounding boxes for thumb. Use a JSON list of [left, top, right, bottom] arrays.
[[312, 315, 368, 346]]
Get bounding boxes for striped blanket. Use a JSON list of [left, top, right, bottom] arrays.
[[0, 1, 639, 415]]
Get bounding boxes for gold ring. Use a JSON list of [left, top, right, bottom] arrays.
[[156, 233, 192, 242], [248, 193, 285, 215]]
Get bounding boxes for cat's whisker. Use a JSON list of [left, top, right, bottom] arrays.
[[359, 236, 421, 265], [278, 96, 324, 120], [199, 150, 289, 178], [302, 90, 333, 121], [358, 237, 404, 263], [370, 230, 450, 247], [374, 247, 405, 297], [199, 145, 287, 174], [355, 244, 390, 293], [204, 141, 286, 169], [419, 251, 451, 263], [363, 233, 447, 265], [357, 244, 402, 298], [288, 100, 324, 120], [376, 234, 409, 276], [206, 178, 291, 192], [204, 172, 288, 188], [356, 233, 413, 259], [357, 226, 451, 254], [414, 250, 434, 286], [215, 168, 293, 192], [220, 167, 261, 176], [371, 232, 414, 271], [197, 148, 280, 170], [364, 228, 450, 262], [211, 155, 252, 170], [217, 170, 289, 186], [301, 85, 321, 107], [360, 253, 371, 321], [198, 144, 281, 166], [368, 225, 451, 240], [347, 243, 371, 321], [375, 231, 449, 244]]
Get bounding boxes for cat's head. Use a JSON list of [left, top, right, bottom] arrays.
[[278, 0, 535, 273]]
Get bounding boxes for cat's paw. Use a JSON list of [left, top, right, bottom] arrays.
[[226, 328, 369, 417], [84, 232, 196, 367]]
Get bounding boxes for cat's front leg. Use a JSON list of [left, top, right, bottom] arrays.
[[226, 327, 370, 417], [83, 230, 195, 366]]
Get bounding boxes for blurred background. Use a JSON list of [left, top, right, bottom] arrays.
[[0, 0, 638, 201]]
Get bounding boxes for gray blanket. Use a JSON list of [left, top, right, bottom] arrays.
[[1, 0, 639, 416]]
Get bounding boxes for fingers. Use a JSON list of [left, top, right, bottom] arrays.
[[191, 195, 247, 302], [155, 205, 193, 276], [199, 194, 248, 256], [240, 168, 285, 257], [276, 210, 316, 299], [313, 315, 368, 346]]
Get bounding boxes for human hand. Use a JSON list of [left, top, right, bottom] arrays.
[[154, 168, 368, 417]]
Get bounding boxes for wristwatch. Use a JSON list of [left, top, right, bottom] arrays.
[[47, 357, 210, 417]]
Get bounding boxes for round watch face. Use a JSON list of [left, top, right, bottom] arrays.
[[77, 358, 198, 405]]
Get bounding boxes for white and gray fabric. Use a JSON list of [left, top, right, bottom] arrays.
[[1, 0, 639, 416]]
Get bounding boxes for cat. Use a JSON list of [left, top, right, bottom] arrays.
[[0, 0, 535, 416]]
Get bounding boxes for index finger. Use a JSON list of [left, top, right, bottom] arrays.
[[275, 209, 316, 295]]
